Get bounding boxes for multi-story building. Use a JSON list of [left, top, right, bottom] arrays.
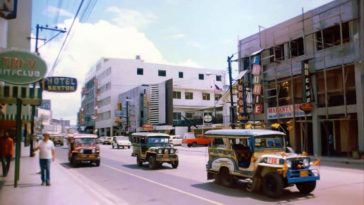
[[237, 0, 364, 157], [79, 56, 225, 137]]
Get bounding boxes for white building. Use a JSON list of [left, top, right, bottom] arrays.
[[82, 56, 226, 136]]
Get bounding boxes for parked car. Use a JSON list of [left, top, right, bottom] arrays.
[[130, 132, 178, 169], [169, 135, 182, 146], [182, 133, 211, 147], [103, 136, 113, 145], [112, 136, 131, 149], [68, 133, 100, 167], [205, 129, 320, 198]]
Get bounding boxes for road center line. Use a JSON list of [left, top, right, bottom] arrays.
[[102, 164, 225, 205]]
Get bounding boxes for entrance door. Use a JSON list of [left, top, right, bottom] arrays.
[[320, 121, 334, 156], [300, 121, 313, 154]]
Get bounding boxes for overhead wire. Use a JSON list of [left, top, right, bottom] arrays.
[[48, 0, 85, 76]]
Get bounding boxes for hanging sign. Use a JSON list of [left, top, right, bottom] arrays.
[[0, 50, 47, 84], [43, 77, 77, 92]]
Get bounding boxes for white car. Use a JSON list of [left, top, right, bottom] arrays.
[[112, 136, 131, 149], [169, 135, 183, 146]]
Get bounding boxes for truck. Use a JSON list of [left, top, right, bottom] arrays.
[[182, 132, 212, 147]]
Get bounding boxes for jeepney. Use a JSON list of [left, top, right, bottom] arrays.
[[205, 129, 320, 198], [68, 133, 100, 167], [130, 132, 179, 169]]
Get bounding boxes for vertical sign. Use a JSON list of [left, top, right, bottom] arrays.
[[300, 61, 314, 113], [251, 55, 263, 114]]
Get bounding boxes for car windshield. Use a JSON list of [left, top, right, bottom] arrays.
[[254, 135, 284, 149], [147, 137, 169, 144], [115, 136, 128, 141], [75, 138, 96, 145]]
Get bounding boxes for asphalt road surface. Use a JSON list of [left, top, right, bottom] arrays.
[[55, 145, 364, 205]]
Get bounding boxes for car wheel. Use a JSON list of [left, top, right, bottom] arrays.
[[70, 157, 78, 167], [192, 142, 197, 147], [148, 156, 158, 169], [137, 156, 143, 166], [219, 167, 235, 187], [128, 146, 131, 149], [171, 161, 179, 169], [95, 160, 100, 167], [187, 144, 192, 148], [246, 177, 262, 193], [262, 173, 284, 198], [296, 181, 316, 194], [112, 144, 114, 149], [214, 173, 222, 185]]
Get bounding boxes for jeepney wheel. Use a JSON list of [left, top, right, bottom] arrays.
[[262, 173, 284, 198], [137, 156, 143, 166], [296, 181, 316, 194], [219, 167, 235, 187], [70, 157, 78, 167], [246, 177, 262, 193], [172, 161, 179, 168], [214, 173, 222, 185], [148, 156, 158, 169], [187, 144, 192, 148], [95, 160, 100, 167]]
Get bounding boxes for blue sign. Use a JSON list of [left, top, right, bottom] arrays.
[[44, 77, 77, 92]]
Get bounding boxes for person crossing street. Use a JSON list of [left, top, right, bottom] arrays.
[[33, 133, 55, 186]]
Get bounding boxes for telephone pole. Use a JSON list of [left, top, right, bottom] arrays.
[[227, 54, 236, 129]]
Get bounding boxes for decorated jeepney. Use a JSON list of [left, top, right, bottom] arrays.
[[205, 129, 320, 198]]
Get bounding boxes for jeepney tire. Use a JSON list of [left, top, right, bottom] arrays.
[[137, 156, 143, 166], [246, 177, 262, 193], [219, 167, 235, 188], [172, 161, 179, 168], [187, 144, 192, 148], [296, 181, 316, 194], [71, 157, 78, 167], [214, 173, 222, 185], [128, 146, 131, 149], [262, 173, 284, 198], [148, 156, 157, 169], [192, 142, 197, 147]]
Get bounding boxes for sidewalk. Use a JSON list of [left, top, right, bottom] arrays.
[[0, 145, 128, 205]]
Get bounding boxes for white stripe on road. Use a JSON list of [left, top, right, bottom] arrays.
[[102, 164, 224, 205]]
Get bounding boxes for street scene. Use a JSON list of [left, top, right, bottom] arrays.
[[1, 0, 364, 204]]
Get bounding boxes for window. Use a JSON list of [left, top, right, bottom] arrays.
[[4, 86, 9, 97], [215, 94, 222, 101], [173, 112, 182, 120], [216, 75, 222, 81], [185, 92, 193, 100], [21, 87, 27, 98], [316, 22, 350, 50], [290, 37, 304, 57], [198, 74, 204, 80], [185, 112, 193, 119], [173, 91, 181, 99], [137, 68, 143, 75], [158, 70, 166, 77], [202, 93, 210, 100], [269, 44, 285, 63], [179, 72, 183, 78], [242, 57, 250, 70]]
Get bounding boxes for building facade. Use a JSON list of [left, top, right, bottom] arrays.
[[79, 57, 225, 137], [237, 0, 364, 157]]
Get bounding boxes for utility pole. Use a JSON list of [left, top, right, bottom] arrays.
[[227, 55, 236, 129], [30, 24, 66, 157]]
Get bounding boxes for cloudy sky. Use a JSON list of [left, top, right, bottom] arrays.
[[32, 0, 332, 125]]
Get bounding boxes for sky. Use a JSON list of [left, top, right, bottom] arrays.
[[31, 0, 333, 125]]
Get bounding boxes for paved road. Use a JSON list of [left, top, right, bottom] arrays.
[[55, 145, 364, 205]]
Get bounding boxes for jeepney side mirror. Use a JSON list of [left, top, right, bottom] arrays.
[[286, 146, 295, 153]]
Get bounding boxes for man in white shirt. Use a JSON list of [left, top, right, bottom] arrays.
[[33, 133, 55, 186]]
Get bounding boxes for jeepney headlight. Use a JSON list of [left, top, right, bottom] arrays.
[[303, 158, 310, 167], [286, 160, 292, 168], [170, 149, 175, 154], [92, 149, 96, 153], [158, 149, 163, 154], [79, 149, 84, 153], [164, 149, 169, 154]]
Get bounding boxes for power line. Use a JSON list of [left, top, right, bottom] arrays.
[[48, 0, 85, 76]]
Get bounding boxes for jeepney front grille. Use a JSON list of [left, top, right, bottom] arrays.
[[83, 149, 92, 154]]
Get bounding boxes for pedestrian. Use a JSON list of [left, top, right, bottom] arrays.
[[327, 133, 333, 156], [0, 131, 14, 177], [33, 133, 55, 186]]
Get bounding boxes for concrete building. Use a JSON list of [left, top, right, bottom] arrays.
[[237, 0, 363, 158], [79, 57, 225, 137]]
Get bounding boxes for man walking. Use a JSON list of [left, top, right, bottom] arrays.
[[33, 133, 55, 186], [0, 131, 14, 177]]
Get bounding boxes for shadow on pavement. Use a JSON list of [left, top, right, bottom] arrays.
[[1, 182, 41, 188], [59, 162, 98, 169], [191, 181, 317, 203], [122, 163, 176, 171]]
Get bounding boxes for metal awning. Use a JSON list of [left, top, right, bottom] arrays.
[[250, 48, 264, 56], [235, 70, 249, 80]]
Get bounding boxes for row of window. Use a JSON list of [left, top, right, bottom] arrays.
[[137, 68, 222, 81], [173, 91, 222, 101]]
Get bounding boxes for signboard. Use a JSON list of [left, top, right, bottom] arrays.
[[44, 77, 77, 92], [0, 0, 17, 19], [267, 104, 310, 120], [0, 50, 47, 84], [203, 114, 213, 123]]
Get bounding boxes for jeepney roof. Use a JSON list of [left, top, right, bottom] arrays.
[[205, 129, 285, 138], [70, 133, 98, 139], [131, 132, 170, 137]]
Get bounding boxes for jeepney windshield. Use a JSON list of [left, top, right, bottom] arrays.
[[254, 135, 285, 149], [147, 137, 169, 144], [75, 138, 96, 145]]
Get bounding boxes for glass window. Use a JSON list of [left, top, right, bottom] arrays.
[[158, 70, 166, 77], [137, 68, 143, 75], [345, 65, 356, 105], [173, 112, 182, 120], [198, 74, 204, 80], [216, 75, 222, 81], [173, 91, 181, 99], [202, 93, 210, 100], [179, 72, 183, 78], [290, 37, 304, 57], [185, 92, 193, 100], [185, 112, 193, 119], [215, 94, 222, 101]]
